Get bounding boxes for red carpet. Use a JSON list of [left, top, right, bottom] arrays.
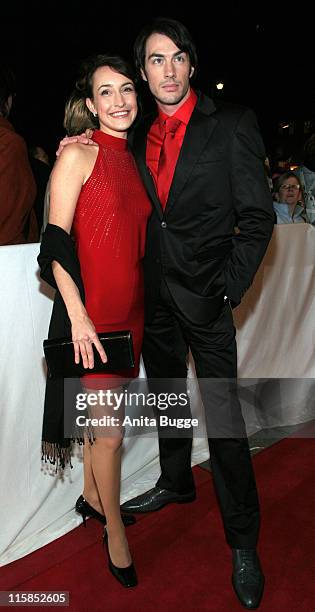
[[1, 435, 315, 611]]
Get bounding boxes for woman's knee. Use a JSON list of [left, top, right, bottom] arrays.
[[94, 434, 124, 452]]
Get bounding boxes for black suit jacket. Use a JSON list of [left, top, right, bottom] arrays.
[[130, 92, 274, 324]]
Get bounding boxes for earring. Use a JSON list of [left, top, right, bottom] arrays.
[[92, 111, 97, 117]]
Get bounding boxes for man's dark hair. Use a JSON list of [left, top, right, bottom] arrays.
[[0, 64, 16, 117], [134, 17, 198, 78]]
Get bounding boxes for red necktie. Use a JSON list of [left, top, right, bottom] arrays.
[[157, 117, 181, 208]]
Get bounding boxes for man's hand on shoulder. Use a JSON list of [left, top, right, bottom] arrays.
[[56, 129, 96, 157]]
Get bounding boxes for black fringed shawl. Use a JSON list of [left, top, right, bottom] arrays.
[[38, 223, 85, 469]]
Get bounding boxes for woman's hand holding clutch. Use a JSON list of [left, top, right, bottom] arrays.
[[71, 312, 107, 369]]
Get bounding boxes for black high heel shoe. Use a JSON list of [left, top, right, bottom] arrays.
[[103, 529, 138, 588], [75, 495, 136, 528]]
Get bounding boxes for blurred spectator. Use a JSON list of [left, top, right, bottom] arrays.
[[273, 172, 306, 224], [30, 144, 50, 166], [269, 139, 293, 182], [0, 64, 38, 245], [41, 90, 97, 234], [28, 142, 51, 233], [294, 134, 315, 225], [264, 157, 273, 192], [62, 89, 97, 136]]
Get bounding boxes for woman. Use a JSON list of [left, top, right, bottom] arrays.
[[273, 172, 306, 224], [38, 54, 152, 587]]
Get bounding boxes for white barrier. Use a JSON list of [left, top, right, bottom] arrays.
[[0, 224, 314, 565]]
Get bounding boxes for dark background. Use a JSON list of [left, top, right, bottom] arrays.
[[2, 1, 315, 162]]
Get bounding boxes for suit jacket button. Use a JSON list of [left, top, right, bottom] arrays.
[[161, 221, 167, 228]]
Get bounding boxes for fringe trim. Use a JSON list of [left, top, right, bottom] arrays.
[[41, 441, 73, 472], [41, 429, 96, 472]]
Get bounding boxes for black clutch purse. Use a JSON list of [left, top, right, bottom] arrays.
[[43, 330, 134, 378]]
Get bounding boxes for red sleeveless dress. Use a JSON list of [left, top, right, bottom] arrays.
[[72, 129, 152, 387]]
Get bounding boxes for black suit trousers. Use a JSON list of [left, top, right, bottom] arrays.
[[142, 278, 260, 548]]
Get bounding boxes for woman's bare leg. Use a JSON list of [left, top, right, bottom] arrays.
[[84, 385, 131, 568], [82, 437, 103, 515]]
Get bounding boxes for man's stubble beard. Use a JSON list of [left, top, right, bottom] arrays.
[[152, 83, 190, 108]]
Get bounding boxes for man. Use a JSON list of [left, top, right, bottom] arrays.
[[120, 18, 274, 609], [0, 64, 38, 245], [58, 18, 274, 608]]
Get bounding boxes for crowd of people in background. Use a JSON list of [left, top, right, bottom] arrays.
[[1, 62, 315, 245], [266, 134, 315, 224]]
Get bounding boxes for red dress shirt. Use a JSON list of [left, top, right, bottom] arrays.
[[146, 89, 197, 207]]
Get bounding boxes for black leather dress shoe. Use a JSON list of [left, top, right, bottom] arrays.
[[75, 495, 136, 527], [120, 486, 196, 513], [232, 549, 265, 609]]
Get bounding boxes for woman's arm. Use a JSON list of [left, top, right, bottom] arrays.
[[49, 145, 107, 369]]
